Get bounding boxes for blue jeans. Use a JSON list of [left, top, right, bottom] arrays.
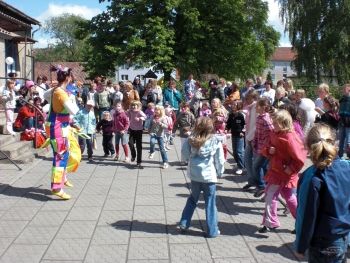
[[244, 141, 255, 186], [338, 125, 350, 157], [252, 153, 270, 188], [179, 181, 219, 237], [231, 136, 244, 169], [150, 135, 168, 163], [23, 117, 33, 130], [78, 135, 93, 158], [115, 131, 127, 145], [309, 234, 349, 263]]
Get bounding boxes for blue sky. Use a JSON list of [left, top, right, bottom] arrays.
[[8, 0, 291, 48]]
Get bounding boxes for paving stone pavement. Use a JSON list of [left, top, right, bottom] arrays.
[[0, 133, 349, 263]]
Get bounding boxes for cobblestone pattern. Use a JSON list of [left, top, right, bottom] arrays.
[[0, 133, 347, 262]]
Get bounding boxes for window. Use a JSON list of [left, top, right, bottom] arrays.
[[271, 74, 275, 80], [120, 64, 128, 70], [137, 75, 145, 80], [121, 75, 129, 80], [283, 63, 288, 73], [272, 62, 276, 69]]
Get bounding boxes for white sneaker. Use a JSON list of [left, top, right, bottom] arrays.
[[164, 148, 168, 152], [236, 169, 243, 175], [165, 146, 171, 150], [114, 155, 119, 161], [163, 163, 169, 169], [123, 157, 130, 163], [149, 153, 155, 159]]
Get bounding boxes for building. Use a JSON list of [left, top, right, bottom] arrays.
[[0, 0, 41, 86], [262, 47, 297, 85]]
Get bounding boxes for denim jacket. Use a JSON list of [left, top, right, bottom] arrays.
[[72, 108, 96, 135], [181, 135, 225, 183]]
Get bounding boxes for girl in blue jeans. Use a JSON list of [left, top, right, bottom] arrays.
[[294, 124, 350, 262], [179, 117, 225, 237], [148, 105, 169, 169]]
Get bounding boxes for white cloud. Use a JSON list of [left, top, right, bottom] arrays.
[[267, 0, 292, 47], [35, 3, 102, 25]]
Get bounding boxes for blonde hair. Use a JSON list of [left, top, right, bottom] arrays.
[[147, 102, 155, 108], [211, 108, 223, 124], [113, 84, 120, 90], [130, 100, 142, 110], [343, 84, 350, 91], [296, 89, 306, 98], [219, 78, 226, 85], [307, 124, 337, 170], [276, 87, 286, 95], [6, 79, 15, 89], [154, 105, 165, 118], [317, 83, 330, 93], [285, 79, 294, 91], [211, 98, 222, 108], [271, 110, 294, 132], [125, 82, 133, 90], [150, 78, 158, 88], [188, 117, 213, 150]]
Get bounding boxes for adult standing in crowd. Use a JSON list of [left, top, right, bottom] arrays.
[[183, 74, 196, 102], [140, 83, 157, 112], [254, 76, 266, 96], [150, 78, 163, 106], [133, 77, 144, 95], [218, 78, 227, 96], [223, 82, 240, 110], [189, 81, 203, 117], [163, 80, 182, 116], [261, 80, 275, 105], [122, 82, 140, 111], [241, 78, 254, 101], [209, 79, 225, 105]]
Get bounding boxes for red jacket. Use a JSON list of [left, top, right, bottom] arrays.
[[14, 106, 36, 129], [262, 130, 307, 188]]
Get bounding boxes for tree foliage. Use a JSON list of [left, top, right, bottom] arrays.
[[35, 13, 89, 62], [277, 0, 350, 84], [79, 0, 280, 80]]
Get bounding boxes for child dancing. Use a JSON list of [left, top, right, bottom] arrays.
[[178, 117, 225, 237], [294, 124, 350, 262], [259, 110, 307, 233]]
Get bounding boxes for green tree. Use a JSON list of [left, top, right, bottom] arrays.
[[80, 0, 280, 80], [277, 0, 350, 84], [266, 71, 272, 81], [35, 13, 89, 62]]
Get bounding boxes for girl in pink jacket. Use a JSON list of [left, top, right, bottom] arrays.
[[258, 110, 307, 233], [112, 102, 130, 163]]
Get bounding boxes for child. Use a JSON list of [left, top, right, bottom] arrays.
[[226, 100, 245, 174], [211, 98, 228, 118], [338, 84, 350, 158], [178, 117, 225, 237], [148, 105, 169, 169], [144, 102, 155, 129], [293, 90, 309, 135], [96, 81, 110, 119], [96, 111, 115, 158], [315, 95, 340, 131], [281, 103, 305, 142], [294, 124, 350, 261], [242, 89, 260, 190], [284, 78, 295, 95], [87, 83, 99, 122], [112, 102, 130, 163], [272, 87, 291, 109], [126, 100, 146, 167], [314, 83, 330, 115], [110, 84, 123, 105], [172, 102, 196, 165], [199, 102, 211, 117], [258, 110, 307, 233], [212, 108, 228, 160], [2, 80, 22, 135], [251, 97, 274, 198], [72, 100, 96, 161], [241, 78, 253, 101], [164, 108, 174, 150]]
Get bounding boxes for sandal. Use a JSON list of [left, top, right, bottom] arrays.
[[51, 190, 71, 200], [64, 181, 74, 187]]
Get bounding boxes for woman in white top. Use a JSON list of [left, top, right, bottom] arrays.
[[149, 78, 163, 106], [262, 80, 275, 105]]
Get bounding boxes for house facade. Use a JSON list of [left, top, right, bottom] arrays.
[[0, 1, 41, 86], [262, 47, 297, 85]]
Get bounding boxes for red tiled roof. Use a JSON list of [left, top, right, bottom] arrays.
[[271, 47, 296, 61], [34, 62, 92, 85]]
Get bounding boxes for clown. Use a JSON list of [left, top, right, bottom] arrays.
[[43, 65, 80, 200]]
